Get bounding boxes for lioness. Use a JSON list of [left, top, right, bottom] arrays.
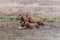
[[16, 13, 44, 29]]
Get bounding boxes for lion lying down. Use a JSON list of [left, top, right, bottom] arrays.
[[16, 13, 44, 29]]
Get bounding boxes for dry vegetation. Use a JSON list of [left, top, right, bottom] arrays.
[[0, 0, 60, 40], [0, 14, 60, 23]]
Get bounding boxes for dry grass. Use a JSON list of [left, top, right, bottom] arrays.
[[0, 15, 60, 23]]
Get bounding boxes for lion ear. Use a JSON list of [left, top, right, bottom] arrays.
[[17, 13, 22, 16], [25, 14, 29, 17]]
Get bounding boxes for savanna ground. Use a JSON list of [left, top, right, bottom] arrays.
[[0, 15, 60, 40], [0, 0, 60, 40]]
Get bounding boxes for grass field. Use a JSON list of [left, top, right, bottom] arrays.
[[0, 16, 60, 40], [0, 15, 60, 23], [0, 16, 17, 22], [34, 15, 60, 22], [0, 15, 60, 40]]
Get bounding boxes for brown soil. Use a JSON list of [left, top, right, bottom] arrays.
[[0, 22, 60, 40]]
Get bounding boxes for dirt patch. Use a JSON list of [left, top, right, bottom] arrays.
[[0, 22, 60, 40]]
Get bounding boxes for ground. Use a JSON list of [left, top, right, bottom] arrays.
[[0, 21, 60, 40]]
